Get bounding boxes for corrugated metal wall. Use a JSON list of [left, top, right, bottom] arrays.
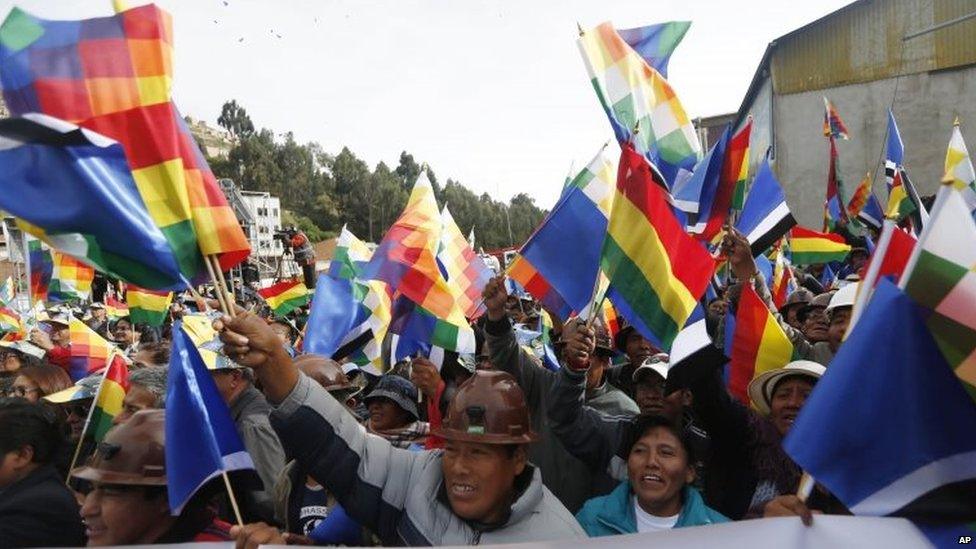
[[771, 0, 976, 95]]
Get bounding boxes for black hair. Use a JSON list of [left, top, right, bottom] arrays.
[[622, 414, 696, 466], [771, 373, 818, 397], [0, 397, 64, 464], [135, 341, 171, 366]]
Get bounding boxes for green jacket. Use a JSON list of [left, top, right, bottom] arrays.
[[576, 481, 728, 537]]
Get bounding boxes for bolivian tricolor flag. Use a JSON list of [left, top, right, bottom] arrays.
[[105, 296, 130, 320], [789, 226, 852, 265], [127, 287, 173, 327], [729, 284, 794, 406], [601, 144, 716, 349], [0, 307, 21, 333], [89, 353, 130, 441], [259, 280, 310, 317]]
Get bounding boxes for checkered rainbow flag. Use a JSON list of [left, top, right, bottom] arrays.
[[360, 171, 474, 355], [50, 251, 95, 302], [0, 4, 250, 278], [578, 22, 700, 186], [68, 316, 118, 381], [437, 206, 492, 318]]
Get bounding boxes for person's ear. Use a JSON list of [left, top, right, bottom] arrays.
[[512, 445, 527, 476], [685, 463, 696, 486], [680, 389, 693, 407], [152, 492, 171, 517], [12, 444, 34, 469]]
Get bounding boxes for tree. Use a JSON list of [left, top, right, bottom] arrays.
[[203, 99, 548, 250], [282, 210, 331, 242], [217, 99, 255, 139]]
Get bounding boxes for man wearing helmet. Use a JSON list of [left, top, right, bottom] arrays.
[[70, 409, 231, 545], [479, 275, 637, 513], [217, 313, 585, 546]]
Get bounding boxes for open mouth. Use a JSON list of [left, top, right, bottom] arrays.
[[85, 522, 106, 539], [639, 473, 665, 487], [450, 482, 478, 499]]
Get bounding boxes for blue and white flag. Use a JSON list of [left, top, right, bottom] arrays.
[[784, 279, 976, 520], [165, 323, 254, 514], [678, 127, 728, 232], [857, 193, 885, 230], [303, 274, 370, 359], [735, 159, 796, 256]]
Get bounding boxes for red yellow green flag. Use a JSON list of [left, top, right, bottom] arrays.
[[258, 280, 310, 317], [790, 226, 852, 265], [0, 306, 22, 333], [105, 296, 130, 319], [601, 144, 716, 349], [89, 353, 130, 441], [127, 286, 173, 326], [729, 284, 795, 405]]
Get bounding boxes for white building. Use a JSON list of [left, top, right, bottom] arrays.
[[239, 191, 284, 259]]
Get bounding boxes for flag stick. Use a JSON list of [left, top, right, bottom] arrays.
[[897, 182, 952, 290], [22, 232, 35, 320], [796, 471, 815, 502], [187, 286, 210, 311], [65, 367, 109, 484], [204, 256, 233, 318], [848, 219, 896, 329], [211, 256, 236, 317], [221, 469, 245, 527], [583, 272, 605, 330]]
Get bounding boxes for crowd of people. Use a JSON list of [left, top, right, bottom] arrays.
[[0, 223, 887, 548]]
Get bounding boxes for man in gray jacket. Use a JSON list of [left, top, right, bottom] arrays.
[[481, 276, 637, 513], [217, 312, 585, 546], [209, 356, 286, 523]]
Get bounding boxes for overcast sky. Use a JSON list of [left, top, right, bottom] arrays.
[[3, 0, 852, 208]]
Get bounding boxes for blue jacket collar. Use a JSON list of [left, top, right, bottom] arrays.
[[594, 481, 715, 534]]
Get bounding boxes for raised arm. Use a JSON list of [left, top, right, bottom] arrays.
[[219, 313, 430, 543], [482, 276, 553, 402], [546, 364, 628, 478]]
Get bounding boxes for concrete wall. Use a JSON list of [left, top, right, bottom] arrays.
[[772, 64, 976, 228]]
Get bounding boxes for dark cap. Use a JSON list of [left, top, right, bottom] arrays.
[[364, 375, 419, 420]]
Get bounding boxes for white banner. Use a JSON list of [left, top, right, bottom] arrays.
[[115, 515, 935, 549]]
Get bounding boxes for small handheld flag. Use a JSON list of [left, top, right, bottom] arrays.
[[785, 280, 976, 519], [258, 280, 310, 318], [735, 159, 797, 256], [789, 226, 852, 265], [127, 286, 174, 327], [303, 274, 370, 360], [165, 323, 254, 516]]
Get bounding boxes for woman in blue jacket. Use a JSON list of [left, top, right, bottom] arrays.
[[576, 415, 728, 536]]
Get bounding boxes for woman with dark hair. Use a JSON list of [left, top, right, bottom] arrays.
[[0, 398, 86, 547], [575, 415, 728, 536], [7, 363, 73, 403]]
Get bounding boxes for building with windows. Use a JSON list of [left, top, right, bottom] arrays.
[[241, 191, 284, 259]]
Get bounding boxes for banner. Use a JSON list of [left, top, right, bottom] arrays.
[[127, 516, 933, 548]]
